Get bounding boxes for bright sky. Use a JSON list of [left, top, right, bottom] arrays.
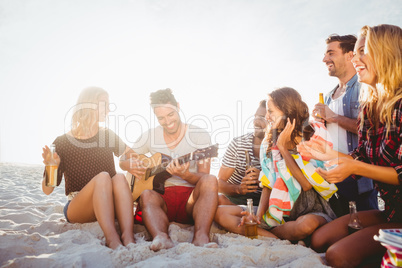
[[0, 0, 401, 173]]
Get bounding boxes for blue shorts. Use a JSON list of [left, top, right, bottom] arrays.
[[64, 200, 71, 223]]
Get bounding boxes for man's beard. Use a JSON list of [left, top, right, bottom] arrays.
[[254, 129, 265, 139]]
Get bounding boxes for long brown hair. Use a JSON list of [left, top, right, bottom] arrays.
[[265, 87, 309, 155]]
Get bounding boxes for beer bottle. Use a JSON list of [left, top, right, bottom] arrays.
[[319, 93, 324, 104], [245, 151, 254, 171], [317, 93, 326, 124], [244, 199, 258, 239], [245, 151, 258, 188], [45, 144, 58, 187], [348, 201, 363, 234]]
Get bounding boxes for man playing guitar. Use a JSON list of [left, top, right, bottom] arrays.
[[120, 88, 218, 251]]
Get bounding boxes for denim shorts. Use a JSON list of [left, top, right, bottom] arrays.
[[63, 200, 71, 223]]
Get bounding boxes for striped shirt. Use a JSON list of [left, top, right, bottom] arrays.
[[222, 132, 262, 195]]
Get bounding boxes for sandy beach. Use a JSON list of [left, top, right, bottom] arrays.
[[0, 163, 328, 267]]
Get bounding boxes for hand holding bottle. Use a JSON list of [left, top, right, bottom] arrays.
[[238, 151, 260, 195], [239, 210, 261, 226], [239, 199, 258, 239], [42, 145, 60, 166], [238, 169, 260, 195], [42, 144, 60, 188]]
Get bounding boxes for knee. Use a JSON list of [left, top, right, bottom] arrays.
[[198, 174, 218, 191], [94, 172, 112, 188], [111, 173, 128, 188], [326, 244, 349, 267], [295, 216, 320, 238], [310, 229, 327, 253], [139, 189, 159, 207]]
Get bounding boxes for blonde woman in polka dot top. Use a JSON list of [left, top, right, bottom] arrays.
[[41, 87, 145, 249]]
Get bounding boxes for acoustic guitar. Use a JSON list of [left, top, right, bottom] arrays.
[[125, 144, 219, 201]]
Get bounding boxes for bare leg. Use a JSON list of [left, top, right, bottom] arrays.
[[311, 210, 385, 252], [140, 189, 174, 251], [310, 210, 402, 267], [326, 222, 402, 267], [271, 214, 327, 242], [214, 205, 277, 238], [218, 194, 235, 205], [112, 174, 135, 246], [186, 175, 219, 246], [67, 172, 122, 249]]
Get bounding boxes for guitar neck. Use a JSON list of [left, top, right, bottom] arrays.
[[149, 152, 195, 177]]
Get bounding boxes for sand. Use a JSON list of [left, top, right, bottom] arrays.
[[0, 163, 329, 267]]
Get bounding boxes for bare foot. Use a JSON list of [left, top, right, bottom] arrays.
[[121, 233, 135, 246], [297, 240, 306, 247], [150, 234, 174, 251], [203, 242, 218, 248], [192, 233, 212, 247], [107, 239, 123, 250]]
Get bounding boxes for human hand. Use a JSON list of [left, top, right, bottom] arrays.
[[238, 167, 260, 195], [276, 118, 295, 150], [312, 103, 336, 122], [316, 157, 356, 183], [255, 211, 264, 223], [297, 137, 337, 161], [127, 157, 147, 179], [166, 159, 190, 177], [42, 145, 60, 166], [239, 210, 261, 227]]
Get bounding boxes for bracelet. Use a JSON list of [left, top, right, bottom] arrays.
[[351, 153, 360, 161]]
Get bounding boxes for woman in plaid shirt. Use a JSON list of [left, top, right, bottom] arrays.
[[299, 24, 402, 267]]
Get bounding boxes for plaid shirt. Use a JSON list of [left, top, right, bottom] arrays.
[[351, 99, 402, 222]]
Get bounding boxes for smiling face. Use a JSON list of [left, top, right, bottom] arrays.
[[253, 106, 268, 139], [153, 104, 182, 135], [322, 41, 350, 78], [265, 96, 285, 129], [352, 36, 376, 87]]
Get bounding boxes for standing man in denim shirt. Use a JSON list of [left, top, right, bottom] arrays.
[[312, 34, 378, 216]]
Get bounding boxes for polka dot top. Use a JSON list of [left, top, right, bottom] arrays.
[[49, 128, 127, 196]]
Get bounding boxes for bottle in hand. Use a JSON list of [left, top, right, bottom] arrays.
[[319, 93, 324, 104], [316, 93, 325, 119], [348, 201, 363, 234], [245, 150, 253, 171], [45, 144, 58, 187], [244, 198, 258, 239], [245, 151, 258, 188]]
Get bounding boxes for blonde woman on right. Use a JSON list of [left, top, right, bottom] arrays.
[[298, 24, 402, 267]]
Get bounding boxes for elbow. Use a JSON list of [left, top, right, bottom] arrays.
[[42, 187, 53, 195], [119, 160, 126, 171], [302, 184, 313, 192]]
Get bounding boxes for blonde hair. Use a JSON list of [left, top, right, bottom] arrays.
[[359, 24, 402, 134], [71, 87, 108, 138]]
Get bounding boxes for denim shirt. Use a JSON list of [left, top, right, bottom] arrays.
[[325, 74, 360, 152], [325, 74, 374, 194]]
